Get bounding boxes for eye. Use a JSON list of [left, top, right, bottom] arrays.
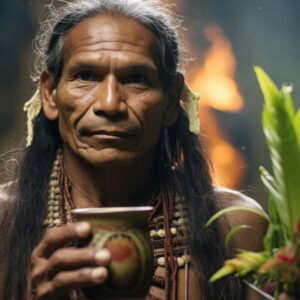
[[126, 73, 149, 85], [76, 71, 97, 81]]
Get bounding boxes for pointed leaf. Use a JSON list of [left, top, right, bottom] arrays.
[[259, 166, 281, 201], [254, 66, 281, 107], [293, 108, 300, 149], [225, 225, 252, 251], [209, 265, 235, 282], [281, 84, 295, 119], [206, 206, 270, 227]]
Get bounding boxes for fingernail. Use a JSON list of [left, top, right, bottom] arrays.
[[95, 249, 111, 264], [75, 222, 91, 236], [92, 267, 107, 280]]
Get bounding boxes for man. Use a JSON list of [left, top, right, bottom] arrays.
[[0, 0, 293, 299]]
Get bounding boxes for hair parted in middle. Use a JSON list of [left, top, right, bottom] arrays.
[[33, 0, 184, 89]]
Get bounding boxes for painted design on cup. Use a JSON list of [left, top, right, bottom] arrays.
[[72, 207, 153, 299], [102, 233, 141, 289]]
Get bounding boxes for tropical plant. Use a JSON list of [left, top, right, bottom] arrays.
[[207, 67, 300, 299]]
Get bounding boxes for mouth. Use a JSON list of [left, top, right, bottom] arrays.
[[79, 129, 135, 138]]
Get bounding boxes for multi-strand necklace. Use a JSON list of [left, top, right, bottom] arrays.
[[43, 150, 190, 300]]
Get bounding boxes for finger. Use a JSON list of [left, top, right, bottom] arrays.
[[48, 248, 111, 277], [35, 267, 108, 299], [30, 259, 49, 287], [32, 222, 92, 258], [31, 248, 110, 282]]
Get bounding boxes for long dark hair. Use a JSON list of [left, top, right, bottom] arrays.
[[165, 110, 241, 299], [2, 1, 241, 299], [2, 112, 61, 300]]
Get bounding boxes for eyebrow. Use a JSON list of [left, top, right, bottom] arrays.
[[121, 63, 158, 77], [67, 61, 158, 77]]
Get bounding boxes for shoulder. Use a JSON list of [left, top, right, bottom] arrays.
[[213, 186, 268, 257], [213, 186, 263, 210]]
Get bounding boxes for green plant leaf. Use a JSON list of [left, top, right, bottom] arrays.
[[255, 67, 300, 240], [225, 225, 252, 251], [263, 223, 286, 254], [206, 206, 270, 227], [281, 85, 295, 119], [269, 102, 300, 230], [293, 108, 300, 148], [264, 193, 287, 249], [254, 66, 281, 107], [209, 265, 235, 282], [259, 166, 281, 201]]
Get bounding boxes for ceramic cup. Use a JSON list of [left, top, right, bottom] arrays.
[[72, 206, 154, 299]]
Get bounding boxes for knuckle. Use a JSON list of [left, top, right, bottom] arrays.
[[43, 228, 53, 241], [52, 274, 64, 290], [50, 250, 65, 267], [80, 268, 94, 281], [35, 284, 53, 300], [42, 229, 56, 246], [30, 264, 48, 283], [29, 272, 50, 300], [47, 224, 76, 241], [89, 248, 99, 260], [30, 268, 43, 282], [30, 252, 38, 266], [65, 223, 78, 235]]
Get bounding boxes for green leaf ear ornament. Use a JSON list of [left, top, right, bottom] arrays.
[[23, 87, 42, 147], [181, 82, 201, 135]]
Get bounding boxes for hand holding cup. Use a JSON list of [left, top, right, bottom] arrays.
[[28, 222, 111, 300]]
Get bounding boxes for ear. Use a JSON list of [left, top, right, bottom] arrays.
[[163, 72, 184, 127], [40, 70, 58, 120]]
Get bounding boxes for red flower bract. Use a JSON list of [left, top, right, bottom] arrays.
[[275, 247, 296, 264]]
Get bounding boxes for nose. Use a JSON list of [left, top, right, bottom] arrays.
[[92, 74, 127, 116]]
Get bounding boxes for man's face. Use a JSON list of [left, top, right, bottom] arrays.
[[42, 15, 178, 167]]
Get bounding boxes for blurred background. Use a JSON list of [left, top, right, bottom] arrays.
[[1, 0, 300, 206]]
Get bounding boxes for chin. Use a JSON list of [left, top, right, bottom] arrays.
[[78, 148, 141, 169]]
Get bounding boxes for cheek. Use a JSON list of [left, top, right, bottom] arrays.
[[56, 84, 94, 131], [128, 92, 165, 144], [57, 83, 94, 114]]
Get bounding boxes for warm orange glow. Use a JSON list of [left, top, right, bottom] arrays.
[[198, 105, 246, 188], [190, 25, 244, 112], [187, 24, 246, 188], [210, 139, 246, 187]]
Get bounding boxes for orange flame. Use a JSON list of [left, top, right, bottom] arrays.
[[191, 25, 244, 112], [189, 25, 246, 188]]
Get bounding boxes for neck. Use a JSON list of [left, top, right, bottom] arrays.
[[62, 146, 158, 208]]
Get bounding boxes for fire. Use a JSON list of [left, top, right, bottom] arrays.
[[189, 25, 246, 188], [191, 25, 244, 112]]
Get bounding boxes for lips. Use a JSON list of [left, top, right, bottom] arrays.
[[78, 128, 138, 139], [84, 130, 132, 137]]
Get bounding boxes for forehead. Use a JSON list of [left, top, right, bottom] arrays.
[[63, 14, 162, 67]]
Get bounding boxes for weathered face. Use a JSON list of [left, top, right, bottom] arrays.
[[42, 15, 180, 167]]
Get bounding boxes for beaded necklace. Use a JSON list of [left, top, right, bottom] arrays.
[[43, 149, 75, 228], [43, 150, 190, 300]]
